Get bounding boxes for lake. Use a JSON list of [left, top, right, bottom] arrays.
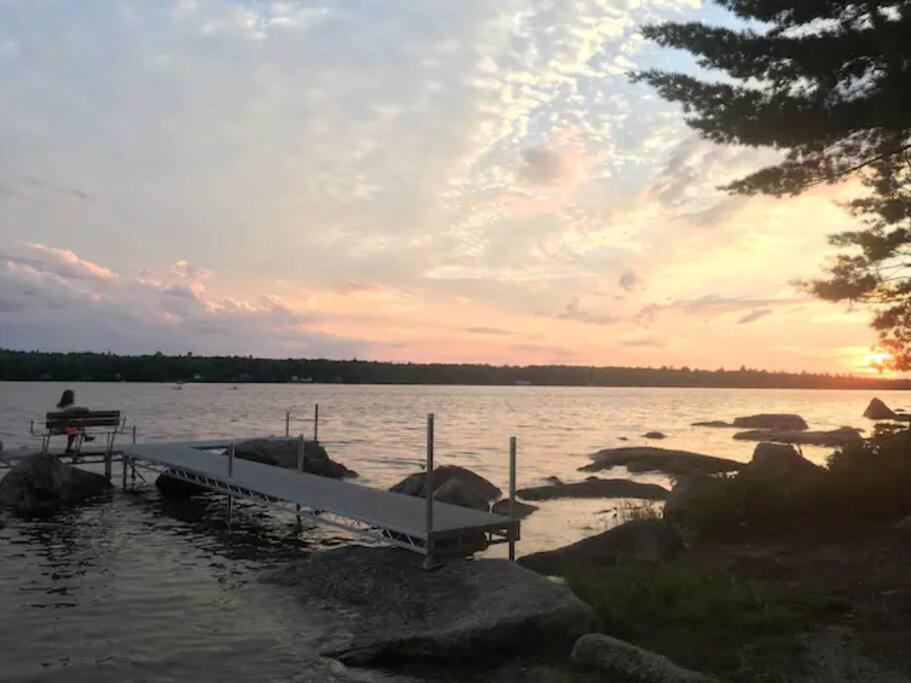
[[0, 382, 901, 681]]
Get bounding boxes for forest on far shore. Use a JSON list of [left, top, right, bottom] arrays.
[[1, 349, 908, 390]]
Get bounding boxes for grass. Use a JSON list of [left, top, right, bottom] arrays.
[[565, 561, 839, 679]]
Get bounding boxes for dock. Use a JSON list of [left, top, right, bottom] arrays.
[[6, 411, 521, 567]]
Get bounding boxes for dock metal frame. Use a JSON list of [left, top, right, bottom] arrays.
[[7, 408, 521, 567]]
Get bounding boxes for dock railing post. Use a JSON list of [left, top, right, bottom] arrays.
[[285, 410, 291, 438], [296, 433, 304, 522], [227, 440, 235, 523], [314, 404, 319, 442], [424, 413, 435, 569], [130, 424, 137, 483], [509, 436, 517, 561]]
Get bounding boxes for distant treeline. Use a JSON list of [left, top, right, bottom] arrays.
[[0, 349, 908, 390]]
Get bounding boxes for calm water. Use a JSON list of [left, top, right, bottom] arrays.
[[1, 382, 903, 681]]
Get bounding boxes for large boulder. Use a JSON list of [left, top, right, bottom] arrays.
[[517, 478, 669, 501], [864, 397, 898, 420], [663, 476, 727, 526], [390, 465, 502, 504], [431, 477, 490, 511], [571, 634, 717, 682], [732, 414, 808, 431], [581, 447, 741, 477], [261, 546, 599, 666], [733, 427, 862, 447], [233, 438, 357, 479], [518, 520, 684, 576], [741, 442, 825, 481], [0, 453, 112, 515]]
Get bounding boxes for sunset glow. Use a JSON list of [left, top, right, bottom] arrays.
[[0, 1, 884, 374]]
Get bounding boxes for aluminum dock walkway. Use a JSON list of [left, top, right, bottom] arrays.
[[122, 435, 519, 566]]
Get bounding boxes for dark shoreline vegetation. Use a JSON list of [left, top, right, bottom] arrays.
[[2, 349, 910, 389]]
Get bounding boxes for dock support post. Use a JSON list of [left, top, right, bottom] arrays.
[[509, 436, 517, 561], [423, 413, 436, 570], [296, 433, 304, 522], [285, 410, 291, 438], [130, 425, 137, 483], [104, 433, 113, 480], [227, 440, 235, 524], [314, 404, 319, 442]]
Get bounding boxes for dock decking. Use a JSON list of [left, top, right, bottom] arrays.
[[122, 439, 519, 563]]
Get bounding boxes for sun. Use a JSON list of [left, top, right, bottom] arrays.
[[863, 351, 894, 374]]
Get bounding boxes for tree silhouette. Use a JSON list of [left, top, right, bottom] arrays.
[[637, 1, 911, 367]]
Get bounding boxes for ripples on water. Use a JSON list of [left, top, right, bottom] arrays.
[[0, 382, 901, 680]]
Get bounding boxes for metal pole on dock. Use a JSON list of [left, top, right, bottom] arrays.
[[314, 404, 319, 442], [285, 410, 291, 438], [509, 436, 517, 561], [130, 424, 137, 483], [296, 434, 304, 522], [227, 440, 235, 523], [424, 413, 435, 569]]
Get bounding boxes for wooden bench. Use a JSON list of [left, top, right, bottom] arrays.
[[35, 410, 126, 471]]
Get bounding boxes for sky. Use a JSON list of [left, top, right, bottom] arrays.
[[0, 0, 881, 373]]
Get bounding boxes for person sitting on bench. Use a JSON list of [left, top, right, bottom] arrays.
[[56, 389, 95, 453]]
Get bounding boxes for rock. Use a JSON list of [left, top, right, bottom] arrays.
[[390, 465, 502, 503], [732, 414, 808, 431], [663, 476, 726, 526], [643, 432, 666, 440], [741, 442, 825, 481], [261, 546, 599, 665], [432, 477, 490, 511], [492, 499, 538, 517], [733, 427, 862, 447], [581, 447, 741, 477], [895, 516, 911, 533], [155, 471, 208, 498], [0, 453, 112, 515], [517, 478, 669, 502], [233, 438, 357, 479], [691, 420, 733, 428], [543, 476, 563, 486], [864, 398, 898, 420], [518, 519, 684, 576], [571, 633, 717, 682], [618, 436, 629, 441]]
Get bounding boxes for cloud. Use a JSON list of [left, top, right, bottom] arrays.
[[0, 243, 366, 357], [555, 298, 619, 326], [467, 326, 511, 335], [618, 270, 638, 292], [621, 336, 664, 348], [518, 146, 568, 185], [738, 309, 773, 325], [171, 259, 211, 280], [640, 295, 804, 322]]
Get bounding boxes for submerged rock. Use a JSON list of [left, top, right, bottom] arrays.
[[0, 452, 111, 515], [864, 397, 898, 420], [233, 438, 357, 479], [691, 420, 734, 428], [517, 478, 669, 502], [572, 633, 717, 682], [732, 414, 808, 431], [491, 498, 538, 518], [581, 447, 741, 477], [155, 471, 208, 498], [518, 519, 684, 576], [261, 546, 599, 666], [390, 465, 502, 505], [733, 427, 862, 447], [643, 431, 666, 440]]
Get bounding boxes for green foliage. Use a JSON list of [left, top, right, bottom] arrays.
[[676, 430, 911, 540], [2, 349, 910, 388], [637, 1, 911, 368], [565, 562, 834, 676]]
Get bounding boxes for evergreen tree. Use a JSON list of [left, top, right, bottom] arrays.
[[637, 1, 911, 368]]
